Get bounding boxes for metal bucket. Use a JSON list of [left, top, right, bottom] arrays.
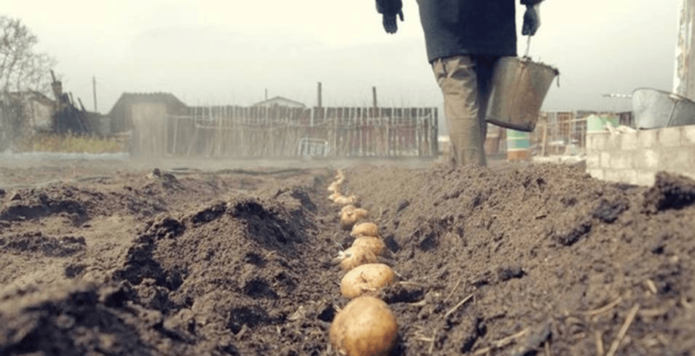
[[486, 57, 559, 132], [632, 88, 695, 129]]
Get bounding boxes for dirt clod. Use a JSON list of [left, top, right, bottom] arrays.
[[396, 199, 410, 213], [644, 171, 695, 212], [497, 264, 525, 282], [553, 218, 592, 246], [592, 197, 628, 223]]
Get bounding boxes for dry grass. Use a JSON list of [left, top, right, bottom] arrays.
[[20, 134, 127, 153]]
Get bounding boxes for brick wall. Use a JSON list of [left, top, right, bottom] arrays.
[[586, 125, 695, 186]]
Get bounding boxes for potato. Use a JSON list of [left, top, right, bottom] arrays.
[[340, 263, 395, 299], [353, 208, 368, 219], [352, 236, 385, 256], [350, 222, 379, 238], [329, 192, 342, 201], [335, 195, 359, 206], [340, 205, 356, 221], [340, 205, 368, 218], [340, 207, 369, 230], [328, 181, 341, 193], [341, 204, 357, 215], [335, 169, 345, 180], [340, 211, 357, 230], [330, 296, 398, 356], [336, 246, 377, 271], [333, 195, 350, 205]]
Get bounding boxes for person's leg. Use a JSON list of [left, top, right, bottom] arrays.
[[474, 55, 501, 141], [432, 55, 486, 166], [473, 55, 502, 161]]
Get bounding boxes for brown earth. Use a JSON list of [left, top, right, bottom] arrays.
[[0, 160, 693, 356]]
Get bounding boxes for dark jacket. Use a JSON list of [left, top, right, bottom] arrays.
[[377, 0, 543, 62]]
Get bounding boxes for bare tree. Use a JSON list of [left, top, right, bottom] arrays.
[[0, 16, 56, 96], [0, 17, 58, 150]]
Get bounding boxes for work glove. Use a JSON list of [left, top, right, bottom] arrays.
[[376, 0, 403, 34], [522, 4, 541, 36], [383, 10, 404, 34]]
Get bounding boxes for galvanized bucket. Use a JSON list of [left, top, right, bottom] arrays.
[[632, 88, 695, 129], [486, 57, 559, 132]]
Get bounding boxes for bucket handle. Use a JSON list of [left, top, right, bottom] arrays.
[[524, 36, 532, 58], [556, 72, 561, 88], [525, 35, 561, 88]]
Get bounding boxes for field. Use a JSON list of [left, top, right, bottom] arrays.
[[0, 158, 693, 355], [18, 134, 128, 154]]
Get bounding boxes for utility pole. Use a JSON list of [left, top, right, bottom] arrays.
[[372, 86, 378, 109], [674, 0, 695, 100], [92, 76, 97, 112], [265, 88, 268, 100], [317, 82, 323, 108]]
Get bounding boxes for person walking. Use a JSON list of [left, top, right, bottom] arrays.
[[376, 0, 543, 166]]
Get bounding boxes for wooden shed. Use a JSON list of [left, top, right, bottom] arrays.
[[108, 92, 187, 134]]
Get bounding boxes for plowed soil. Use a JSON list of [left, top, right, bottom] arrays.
[[0, 161, 694, 356]]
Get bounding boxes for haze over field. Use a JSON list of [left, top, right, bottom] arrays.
[[4, 0, 680, 125]]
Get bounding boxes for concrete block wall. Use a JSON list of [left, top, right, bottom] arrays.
[[586, 125, 695, 186]]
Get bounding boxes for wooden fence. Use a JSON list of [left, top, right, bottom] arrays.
[[530, 112, 587, 156], [159, 106, 438, 158], [529, 111, 633, 156]]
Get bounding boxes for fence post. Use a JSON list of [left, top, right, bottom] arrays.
[[333, 109, 338, 157], [358, 108, 364, 157], [416, 108, 422, 157], [432, 108, 439, 158], [387, 109, 392, 157]]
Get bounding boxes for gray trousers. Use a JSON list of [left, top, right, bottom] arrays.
[[432, 55, 499, 166]]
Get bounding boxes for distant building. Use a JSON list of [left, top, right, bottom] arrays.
[[252, 96, 306, 109], [3, 91, 55, 130], [108, 92, 187, 133], [0, 91, 56, 146]]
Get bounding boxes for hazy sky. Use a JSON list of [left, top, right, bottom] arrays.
[[3, 0, 681, 118]]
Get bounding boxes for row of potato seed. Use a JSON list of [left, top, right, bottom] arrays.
[[326, 169, 398, 356]]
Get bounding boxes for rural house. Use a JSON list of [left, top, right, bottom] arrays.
[[108, 92, 187, 134], [252, 96, 306, 109]]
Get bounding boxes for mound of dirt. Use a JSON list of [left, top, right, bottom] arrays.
[[0, 167, 345, 355], [344, 163, 695, 355], [1, 162, 694, 356]]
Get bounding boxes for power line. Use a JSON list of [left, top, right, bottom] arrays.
[[602, 93, 633, 99]]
